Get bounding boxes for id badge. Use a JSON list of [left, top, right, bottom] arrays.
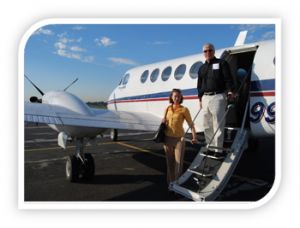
[[212, 63, 219, 70]]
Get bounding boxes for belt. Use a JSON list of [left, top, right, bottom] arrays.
[[203, 91, 224, 96]]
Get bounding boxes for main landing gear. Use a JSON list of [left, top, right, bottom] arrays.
[[65, 138, 95, 182], [110, 129, 118, 141]]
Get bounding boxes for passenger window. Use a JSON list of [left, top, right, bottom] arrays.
[[150, 68, 160, 82], [140, 70, 149, 83], [161, 66, 172, 81], [174, 64, 186, 80], [122, 73, 130, 85], [189, 61, 203, 79]]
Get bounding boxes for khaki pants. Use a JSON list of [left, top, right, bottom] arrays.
[[163, 136, 185, 183], [201, 93, 227, 152]]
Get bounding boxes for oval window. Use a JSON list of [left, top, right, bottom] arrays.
[[174, 64, 186, 80], [161, 66, 172, 81], [140, 70, 149, 83], [189, 61, 203, 79], [150, 68, 160, 82]]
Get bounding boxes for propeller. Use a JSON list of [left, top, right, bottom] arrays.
[[25, 74, 79, 103], [63, 78, 78, 91], [25, 74, 44, 103]]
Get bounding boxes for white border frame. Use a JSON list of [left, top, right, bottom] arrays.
[[18, 18, 281, 210]]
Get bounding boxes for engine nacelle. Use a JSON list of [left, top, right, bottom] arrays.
[[42, 91, 94, 116]]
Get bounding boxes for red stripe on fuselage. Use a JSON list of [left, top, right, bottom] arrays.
[[108, 92, 275, 104], [250, 91, 275, 97]]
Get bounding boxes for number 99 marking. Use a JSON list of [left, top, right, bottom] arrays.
[[250, 102, 275, 124]]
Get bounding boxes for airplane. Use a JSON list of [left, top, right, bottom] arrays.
[[24, 30, 276, 196]]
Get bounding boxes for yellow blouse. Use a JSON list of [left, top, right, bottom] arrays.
[[164, 105, 193, 138]]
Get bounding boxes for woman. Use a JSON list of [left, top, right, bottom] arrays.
[[162, 88, 198, 185]]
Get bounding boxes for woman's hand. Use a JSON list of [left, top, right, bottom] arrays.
[[191, 138, 198, 144]]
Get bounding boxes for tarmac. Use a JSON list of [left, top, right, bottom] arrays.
[[24, 123, 275, 202]]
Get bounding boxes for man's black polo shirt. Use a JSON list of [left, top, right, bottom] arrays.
[[197, 57, 234, 101]]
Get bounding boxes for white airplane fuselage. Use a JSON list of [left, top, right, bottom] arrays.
[[107, 40, 275, 137]]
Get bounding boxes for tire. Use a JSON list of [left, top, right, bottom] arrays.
[[110, 129, 118, 141], [66, 155, 79, 182], [82, 153, 95, 180]]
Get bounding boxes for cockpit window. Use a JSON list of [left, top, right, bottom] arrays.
[[189, 61, 203, 79], [174, 64, 186, 80], [140, 70, 149, 83], [161, 66, 172, 81], [118, 78, 123, 85], [150, 68, 160, 82], [122, 73, 130, 85]]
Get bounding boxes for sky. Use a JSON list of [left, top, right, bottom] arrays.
[[24, 23, 275, 102]]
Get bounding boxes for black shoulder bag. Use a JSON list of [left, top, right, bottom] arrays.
[[153, 107, 169, 143]]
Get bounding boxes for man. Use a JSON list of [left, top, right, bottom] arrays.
[[197, 43, 235, 159]]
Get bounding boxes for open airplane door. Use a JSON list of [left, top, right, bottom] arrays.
[[220, 44, 259, 129]]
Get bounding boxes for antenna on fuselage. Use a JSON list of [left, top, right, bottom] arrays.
[[63, 78, 78, 91]]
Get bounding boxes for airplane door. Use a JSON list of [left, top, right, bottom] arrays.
[[113, 92, 118, 111], [220, 44, 258, 128]]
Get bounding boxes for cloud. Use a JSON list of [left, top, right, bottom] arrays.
[[108, 57, 137, 65], [231, 25, 275, 42], [57, 49, 81, 60], [236, 24, 274, 33], [82, 56, 95, 63], [261, 31, 275, 40], [70, 46, 85, 52], [95, 36, 116, 47], [54, 42, 66, 50], [54, 34, 93, 63], [34, 28, 54, 36], [72, 26, 85, 31]]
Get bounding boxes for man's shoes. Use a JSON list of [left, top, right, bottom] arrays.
[[201, 149, 215, 157], [201, 149, 227, 160], [213, 151, 227, 160]]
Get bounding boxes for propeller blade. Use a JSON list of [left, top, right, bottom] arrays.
[[64, 78, 78, 91], [24, 74, 44, 96]]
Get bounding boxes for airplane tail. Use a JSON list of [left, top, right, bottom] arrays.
[[234, 31, 248, 46]]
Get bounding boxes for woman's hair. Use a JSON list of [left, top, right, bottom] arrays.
[[169, 88, 183, 104]]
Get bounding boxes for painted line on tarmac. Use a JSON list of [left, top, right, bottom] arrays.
[[25, 132, 154, 144], [25, 140, 190, 165], [25, 142, 116, 152], [116, 141, 190, 165], [116, 142, 165, 158], [25, 157, 68, 164]]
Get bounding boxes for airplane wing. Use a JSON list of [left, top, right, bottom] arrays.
[[24, 102, 161, 132]]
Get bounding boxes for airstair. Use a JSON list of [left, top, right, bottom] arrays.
[[169, 101, 250, 201]]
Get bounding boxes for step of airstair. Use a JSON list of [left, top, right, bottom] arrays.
[[169, 128, 249, 201]]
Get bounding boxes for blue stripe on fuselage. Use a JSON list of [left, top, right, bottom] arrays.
[[250, 79, 275, 92], [108, 79, 275, 103]]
